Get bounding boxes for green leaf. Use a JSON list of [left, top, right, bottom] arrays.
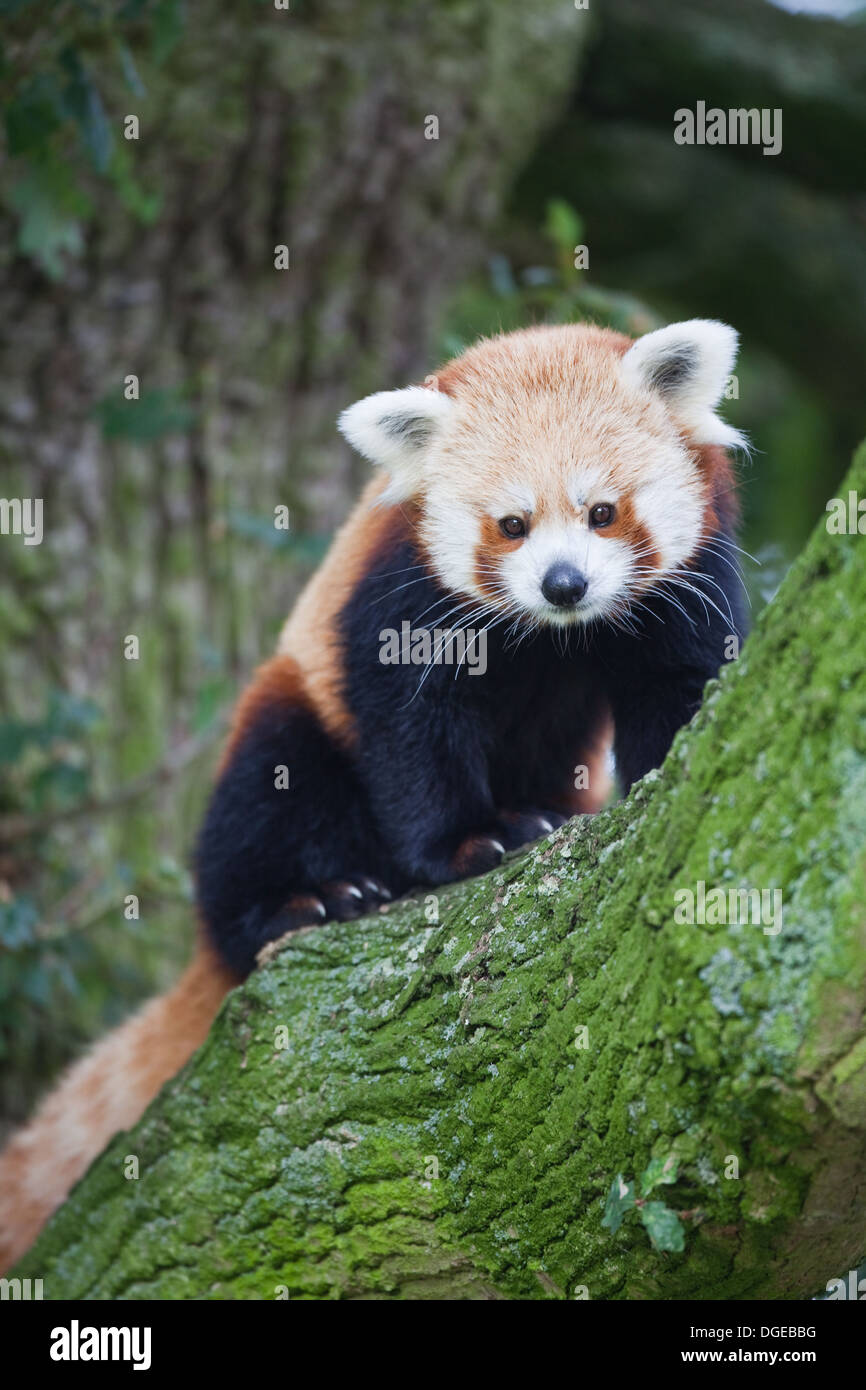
[[224, 513, 330, 564], [640, 1154, 679, 1196], [224, 511, 294, 550], [151, 0, 183, 64], [0, 692, 100, 764], [116, 40, 146, 97], [31, 762, 89, 810], [601, 1174, 635, 1235], [119, 0, 154, 18], [5, 75, 63, 157], [0, 897, 39, 950], [44, 691, 101, 739], [95, 387, 194, 442], [640, 1202, 685, 1253], [8, 160, 89, 278], [0, 719, 34, 764], [110, 142, 162, 224], [59, 47, 113, 173], [544, 198, 584, 257], [19, 960, 54, 1005]]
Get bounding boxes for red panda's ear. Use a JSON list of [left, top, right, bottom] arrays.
[[620, 319, 746, 451], [338, 386, 455, 502]]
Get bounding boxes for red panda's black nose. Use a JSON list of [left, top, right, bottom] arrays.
[[541, 562, 588, 608]]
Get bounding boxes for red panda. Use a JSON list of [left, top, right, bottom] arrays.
[[0, 318, 747, 1270]]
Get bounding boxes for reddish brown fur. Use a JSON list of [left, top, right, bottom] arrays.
[[693, 442, 740, 542], [474, 514, 524, 599], [219, 653, 311, 773], [604, 496, 660, 571], [432, 324, 632, 400], [564, 713, 614, 815], [277, 480, 419, 747]]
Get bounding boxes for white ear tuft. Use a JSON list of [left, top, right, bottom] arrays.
[[621, 319, 746, 449], [338, 385, 454, 501]]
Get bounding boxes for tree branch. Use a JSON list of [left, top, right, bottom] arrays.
[[15, 443, 866, 1300]]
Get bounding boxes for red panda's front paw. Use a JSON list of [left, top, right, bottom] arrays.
[[272, 878, 391, 933], [452, 833, 505, 878], [320, 877, 392, 920], [271, 893, 329, 932], [494, 809, 568, 851]]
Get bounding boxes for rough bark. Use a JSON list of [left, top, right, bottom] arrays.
[[14, 441, 866, 1300]]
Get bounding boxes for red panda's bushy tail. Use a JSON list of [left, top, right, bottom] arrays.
[[0, 944, 236, 1273]]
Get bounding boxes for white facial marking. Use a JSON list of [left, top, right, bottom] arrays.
[[631, 473, 704, 571], [492, 484, 535, 517], [500, 518, 635, 626], [566, 465, 613, 513]]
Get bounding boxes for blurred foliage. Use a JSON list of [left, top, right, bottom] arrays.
[[0, 0, 180, 276], [95, 385, 195, 441]]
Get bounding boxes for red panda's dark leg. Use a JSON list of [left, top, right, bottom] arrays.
[[355, 703, 509, 886], [607, 672, 710, 792], [598, 537, 746, 791], [195, 660, 395, 976]]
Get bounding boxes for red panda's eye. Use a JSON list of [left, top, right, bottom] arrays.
[[499, 515, 526, 539], [589, 503, 615, 529]]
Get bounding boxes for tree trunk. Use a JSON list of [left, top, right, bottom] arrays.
[[0, 0, 589, 1126], [13, 442, 866, 1300]]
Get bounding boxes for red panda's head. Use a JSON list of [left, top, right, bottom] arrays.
[[339, 320, 745, 628]]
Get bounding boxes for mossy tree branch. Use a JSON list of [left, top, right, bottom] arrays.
[[17, 444, 866, 1300]]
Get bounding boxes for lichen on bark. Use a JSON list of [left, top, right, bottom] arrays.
[[15, 443, 866, 1300]]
